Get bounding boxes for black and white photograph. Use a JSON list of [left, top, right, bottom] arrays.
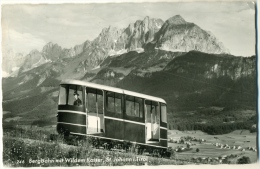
[[1, 0, 259, 167]]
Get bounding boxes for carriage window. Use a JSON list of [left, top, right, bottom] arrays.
[[115, 98, 121, 113], [154, 105, 159, 124], [146, 104, 152, 122], [97, 95, 103, 113], [107, 95, 114, 112], [145, 101, 159, 123], [86, 88, 103, 114], [68, 85, 83, 106], [58, 85, 67, 105], [161, 104, 167, 123], [126, 96, 142, 118], [106, 92, 122, 114]]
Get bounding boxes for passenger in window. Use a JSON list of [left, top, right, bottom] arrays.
[[73, 91, 82, 106]]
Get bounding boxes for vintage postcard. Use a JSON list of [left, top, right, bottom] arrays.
[[1, 0, 259, 168]]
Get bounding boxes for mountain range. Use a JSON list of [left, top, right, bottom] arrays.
[[3, 15, 229, 77], [2, 15, 256, 134]]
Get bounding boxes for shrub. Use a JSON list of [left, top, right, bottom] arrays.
[[186, 144, 190, 149], [237, 156, 251, 164]]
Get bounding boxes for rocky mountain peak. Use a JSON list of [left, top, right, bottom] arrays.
[[43, 42, 55, 49], [72, 40, 91, 55], [143, 16, 150, 21], [100, 26, 122, 36], [167, 15, 187, 25], [113, 16, 164, 51], [29, 49, 40, 55], [152, 15, 229, 54], [42, 42, 63, 61], [93, 26, 122, 50]]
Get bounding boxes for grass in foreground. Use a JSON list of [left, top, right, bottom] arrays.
[[3, 136, 191, 167]]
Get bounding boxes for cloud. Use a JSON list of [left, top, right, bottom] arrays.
[[2, 29, 46, 54], [47, 17, 82, 27]]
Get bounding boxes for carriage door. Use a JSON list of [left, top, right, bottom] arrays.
[[145, 100, 160, 142], [86, 88, 104, 134]]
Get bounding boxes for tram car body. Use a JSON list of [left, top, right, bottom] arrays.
[[57, 79, 168, 150]]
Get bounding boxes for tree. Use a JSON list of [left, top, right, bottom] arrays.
[[237, 156, 251, 164], [196, 148, 200, 153], [167, 147, 175, 159], [186, 144, 190, 149]]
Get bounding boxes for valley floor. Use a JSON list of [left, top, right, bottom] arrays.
[[168, 130, 258, 163]]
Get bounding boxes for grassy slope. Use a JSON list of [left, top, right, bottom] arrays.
[[3, 134, 187, 167]]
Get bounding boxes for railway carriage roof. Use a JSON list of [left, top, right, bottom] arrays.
[[61, 79, 166, 104]]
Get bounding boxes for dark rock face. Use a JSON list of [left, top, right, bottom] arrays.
[[116, 51, 256, 112], [164, 51, 255, 80]]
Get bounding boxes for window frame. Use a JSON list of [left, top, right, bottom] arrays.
[[145, 100, 160, 141], [105, 91, 123, 118], [124, 95, 144, 122], [86, 87, 104, 115], [58, 84, 68, 105], [57, 84, 85, 112], [145, 100, 159, 123], [68, 85, 83, 107], [160, 103, 167, 128], [58, 84, 83, 106]]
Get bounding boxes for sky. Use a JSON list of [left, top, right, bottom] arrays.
[[1, 1, 256, 56]]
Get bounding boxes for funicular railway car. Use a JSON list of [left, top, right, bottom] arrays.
[[57, 79, 168, 155]]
